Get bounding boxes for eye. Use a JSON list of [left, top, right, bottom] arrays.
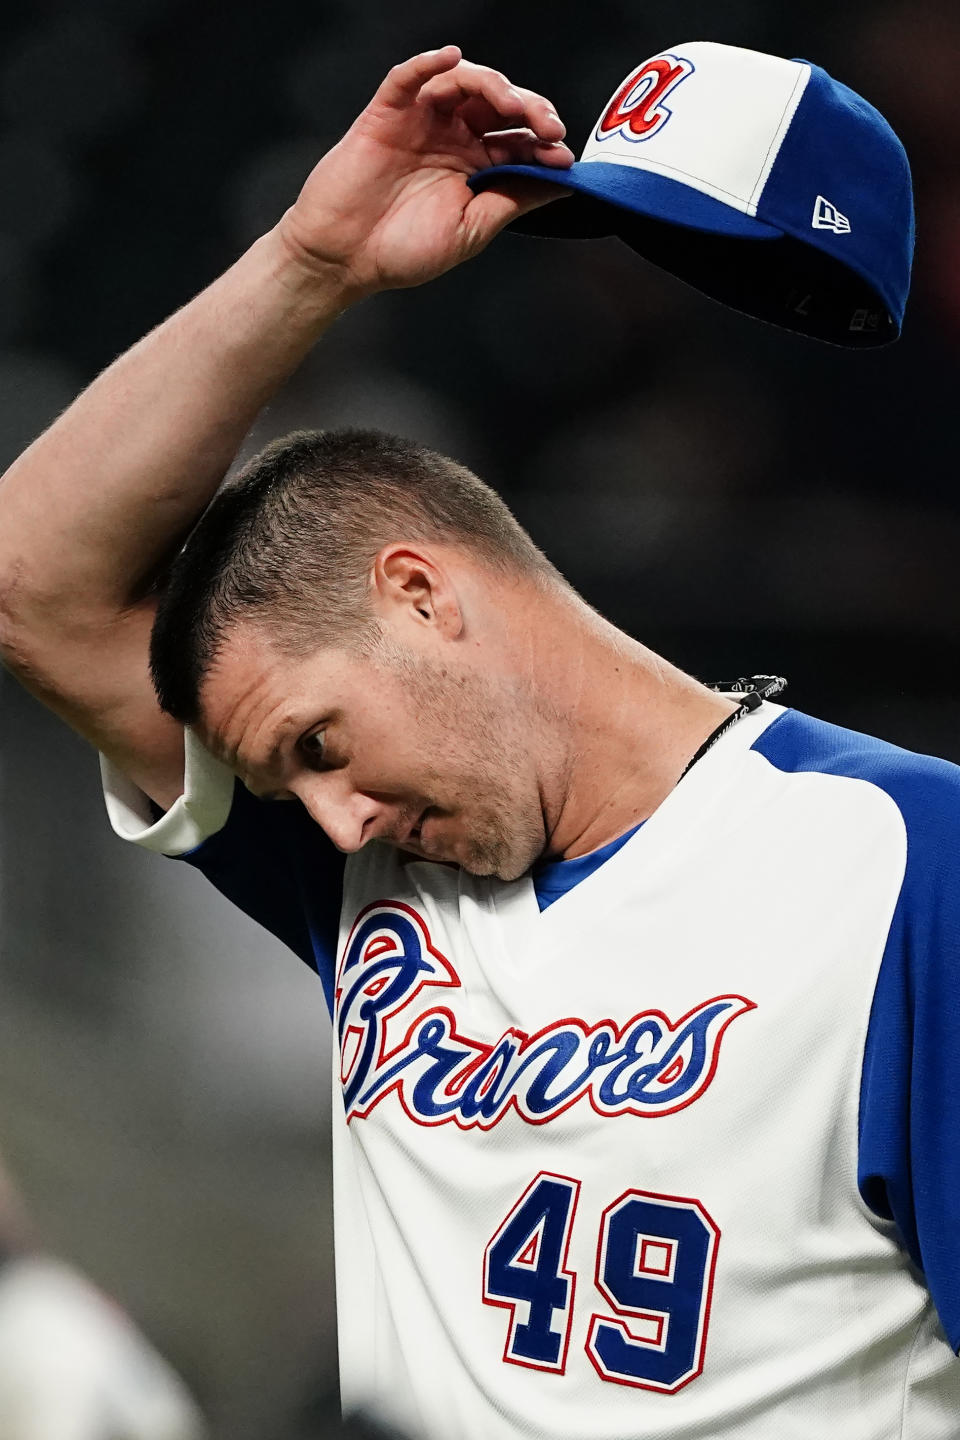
[[300, 728, 327, 765]]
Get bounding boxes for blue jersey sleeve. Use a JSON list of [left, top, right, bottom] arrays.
[[175, 782, 346, 1016], [858, 765, 960, 1353], [755, 710, 960, 1352]]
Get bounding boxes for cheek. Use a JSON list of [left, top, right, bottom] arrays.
[[367, 669, 529, 795], [350, 712, 447, 789]]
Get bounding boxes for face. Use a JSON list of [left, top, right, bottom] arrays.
[[198, 624, 549, 881]]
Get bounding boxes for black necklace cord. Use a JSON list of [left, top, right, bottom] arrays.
[[677, 675, 788, 783]]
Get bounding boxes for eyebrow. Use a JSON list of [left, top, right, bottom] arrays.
[[211, 732, 288, 793], [210, 701, 330, 788]]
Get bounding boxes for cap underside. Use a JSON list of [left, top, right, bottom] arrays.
[[469, 161, 897, 345]]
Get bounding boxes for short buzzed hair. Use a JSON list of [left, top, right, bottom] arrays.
[[149, 428, 557, 725]]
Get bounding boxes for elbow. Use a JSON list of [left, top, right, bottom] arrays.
[[0, 556, 68, 686], [0, 558, 29, 669]]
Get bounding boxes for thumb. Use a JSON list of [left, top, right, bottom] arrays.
[[466, 179, 573, 238]]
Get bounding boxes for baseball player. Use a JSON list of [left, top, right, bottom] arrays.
[[0, 39, 952, 1440]]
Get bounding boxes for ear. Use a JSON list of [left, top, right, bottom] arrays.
[[372, 545, 464, 638]]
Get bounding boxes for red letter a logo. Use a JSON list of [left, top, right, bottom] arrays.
[[597, 55, 694, 142]]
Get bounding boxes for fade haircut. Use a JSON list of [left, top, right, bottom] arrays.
[[149, 428, 557, 725]]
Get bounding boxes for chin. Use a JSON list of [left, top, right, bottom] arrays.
[[462, 834, 543, 883], [410, 803, 544, 881]]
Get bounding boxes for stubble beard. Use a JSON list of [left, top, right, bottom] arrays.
[[457, 797, 544, 881], [394, 650, 545, 882]]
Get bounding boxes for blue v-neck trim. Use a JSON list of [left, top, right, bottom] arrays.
[[531, 823, 643, 912]]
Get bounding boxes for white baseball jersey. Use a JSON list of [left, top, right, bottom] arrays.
[[102, 702, 960, 1439]]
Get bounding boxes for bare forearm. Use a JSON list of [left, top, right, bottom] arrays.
[[0, 224, 353, 632]]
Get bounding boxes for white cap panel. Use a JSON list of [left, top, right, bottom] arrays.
[[581, 43, 810, 215]]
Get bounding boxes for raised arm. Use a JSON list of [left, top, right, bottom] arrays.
[[0, 46, 570, 810]]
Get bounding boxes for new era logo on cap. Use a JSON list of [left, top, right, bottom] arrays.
[[812, 195, 851, 234]]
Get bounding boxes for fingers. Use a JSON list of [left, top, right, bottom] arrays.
[[456, 94, 567, 146], [421, 60, 566, 143], [372, 49, 567, 145], [450, 94, 522, 136], [498, 81, 566, 143], [375, 46, 463, 109], [484, 127, 576, 169]]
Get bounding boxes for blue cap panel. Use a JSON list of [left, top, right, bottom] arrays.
[[760, 64, 915, 333]]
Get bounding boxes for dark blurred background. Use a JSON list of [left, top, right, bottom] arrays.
[[0, 0, 958, 1435]]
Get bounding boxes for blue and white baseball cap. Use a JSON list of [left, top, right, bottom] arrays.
[[469, 42, 915, 346]]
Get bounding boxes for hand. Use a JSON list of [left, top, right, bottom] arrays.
[[277, 45, 574, 296], [0, 1257, 206, 1440]]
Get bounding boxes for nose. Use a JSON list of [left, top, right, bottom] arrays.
[[296, 773, 389, 853]]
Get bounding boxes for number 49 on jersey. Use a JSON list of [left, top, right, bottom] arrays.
[[483, 1172, 719, 1393]]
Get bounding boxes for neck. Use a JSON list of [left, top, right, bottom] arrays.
[[529, 593, 738, 860]]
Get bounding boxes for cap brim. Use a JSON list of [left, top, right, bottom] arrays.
[[468, 161, 782, 241]]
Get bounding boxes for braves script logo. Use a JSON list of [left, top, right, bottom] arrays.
[[596, 54, 695, 144], [337, 902, 755, 1129]]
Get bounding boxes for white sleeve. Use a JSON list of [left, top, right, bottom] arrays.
[[99, 729, 235, 857]]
